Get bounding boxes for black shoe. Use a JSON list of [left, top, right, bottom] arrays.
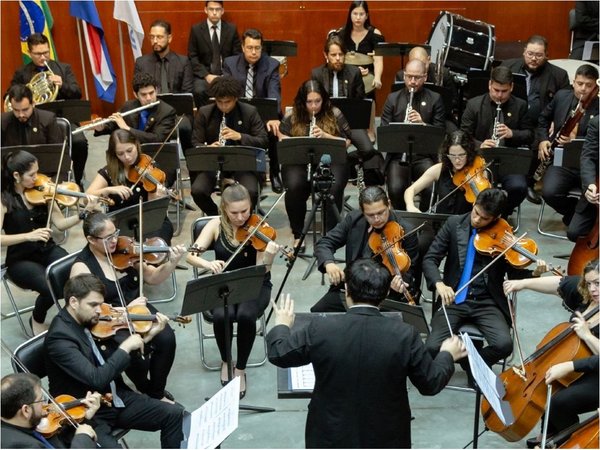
[[271, 174, 283, 194], [163, 390, 175, 401], [526, 437, 541, 449], [526, 187, 541, 204], [239, 374, 247, 399]]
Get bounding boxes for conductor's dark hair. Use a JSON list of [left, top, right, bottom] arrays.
[[242, 29, 263, 44], [525, 35, 548, 51], [209, 76, 243, 98], [442, 131, 478, 170], [359, 186, 389, 210], [1, 150, 38, 213], [1, 373, 41, 419], [132, 72, 158, 93], [64, 274, 106, 303], [324, 35, 347, 54], [7, 84, 33, 104], [344, 258, 392, 306], [575, 64, 599, 80], [82, 211, 114, 239], [27, 33, 49, 50], [150, 19, 171, 34], [474, 188, 507, 218], [490, 66, 513, 85]]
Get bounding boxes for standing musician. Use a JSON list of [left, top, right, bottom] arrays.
[[537, 64, 599, 230], [1, 373, 100, 449], [187, 183, 279, 399], [381, 59, 446, 211], [278, 79, 351, 249], [86, 129, 175, 244], [190, 76, 267, 215], [45, 274, 185, 448], [423, 188, 547, 374], [460, 66, 534, 219], [0, 150, 98, 335], [70, 212, 185, 404], [8, 33, 88, 188], [313, 186, 419, 312], [503, 259, 599, 448]]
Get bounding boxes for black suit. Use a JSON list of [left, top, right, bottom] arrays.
[[45, 308, 185, 449], [267, 306, 455, 448], [1, 421, 96, 449], [1, 109, 62, 147]]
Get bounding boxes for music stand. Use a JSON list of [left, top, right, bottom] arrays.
[[107, 197, 170, 241], [375, 42, 431, 68], [36, 99, 91, 124], [185, 145, 267, 174], [157, 93, 195, 116], [1, 144, 71, 180], [330, 98, 372, 130], [263, 40, 297, 57], [181, 265, 274, 413], [484, 146, 532, 180], [239, 98, 280, 122], [557, 139, 584, 169], [379, 300, 430, 335]]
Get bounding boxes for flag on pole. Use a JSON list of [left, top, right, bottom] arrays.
[[113, 0, 145, 60], [70, 0, 117, 103], [19, 0, 58, 63]]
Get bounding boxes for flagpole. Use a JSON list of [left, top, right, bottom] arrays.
[[75, 18, 90, 100], [117, 22, 129, 101]]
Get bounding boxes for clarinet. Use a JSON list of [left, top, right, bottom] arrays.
[[218, 114, 227, 146], [404, 88, 414, 123], [491, 102, 502, 146]]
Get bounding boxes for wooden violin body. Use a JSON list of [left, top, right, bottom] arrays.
[[235, 214, 294, 261], [37, 393, 112, 437], [24, 174, 113, 207], [127, 153, 179, 200], [474, 218, 538, 269], [452, 155, 491, 204], [112, 236, 170, 269]]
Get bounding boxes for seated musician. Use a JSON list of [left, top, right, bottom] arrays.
[[0, 150, 98, 335], [381, 59, 446, 210], [1, 373, 100, 449], [313, 186, 419, 312], [395, 46, 455, 91], [186, 183, 279, 398], [86, 129, 175, 244], [460, 66, 534, 219], [504, 259, 599, 448], [278, 79, 351, 249], [45, 274, 185, 448], [190, 76, 268, 215], [536, 64, 599, 231], [311, 34, 384, 186], [70, 212, 185, 404], [8, 33, 88, 187]]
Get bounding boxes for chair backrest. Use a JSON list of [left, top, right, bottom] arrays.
[[45, 250, 82, 309], [190, 216, 218, 279], [12, 331, 48, 377]]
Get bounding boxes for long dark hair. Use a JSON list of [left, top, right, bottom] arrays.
[[106, 129, 140, 185], [577, 259, 599, 305], [339, 1, 373, 43], [441, 131, 478, 171], [291, 80, 338, 137], [1, 150, 38, 213]]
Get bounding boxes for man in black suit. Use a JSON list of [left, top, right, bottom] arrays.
[[134, 19, 194, 151], [268, 258, 465, 449], [381, 59, 446, 210], [1, 84, 63, 147], [501, 35, 571, 203], [9, 33, 88, 186], [187, 1, 241, 106], [537, 64, 599, 231], [223, 28, 283, 193], [45, 274, 185, 449], [190, 76, 267, 215], [1, 373, 99, 449]]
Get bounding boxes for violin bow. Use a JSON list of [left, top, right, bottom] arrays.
[[129, 116, 183, 193], [506, 283, 527, 375], [540, 385, 553, 450], [138, 196, 144, 298], [221, 190, 286, 272], [44, 135, 69, 229]]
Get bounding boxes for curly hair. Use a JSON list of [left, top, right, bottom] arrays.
[[290, 80, 339, 137]]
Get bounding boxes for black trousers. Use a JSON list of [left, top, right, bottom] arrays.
[[568, 202, 597, 242], [386, 156, 435, 210], [71, 132, 88, 186], [542, 166, 580, 225], [190, 170, 259, 216], [497, 174, 527, 218]]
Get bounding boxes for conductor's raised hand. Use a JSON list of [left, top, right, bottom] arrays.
[[271, 293, 295, 328]]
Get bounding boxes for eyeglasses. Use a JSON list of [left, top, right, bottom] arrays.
[[404, 74, 425, 81], [30, 51, 50, 57], [447, 153, 467, 160], [94, 228, 120, 241], [29, 396, 49, 406], [524, 51, 545, 59]]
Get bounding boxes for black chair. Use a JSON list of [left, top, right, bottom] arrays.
[[45, 250, 82, 309], [190, 216, 268, 371], [1, 263, 34, 338]]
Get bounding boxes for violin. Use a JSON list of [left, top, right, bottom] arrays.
[[111, 236, 171, 270], [126, 153, 179, 200], [24, 173, 114, 207], [368, 221, 416, 305], [91, 303, 191, 339], [37, 393, 112, 438], [452, 155, 492, 204], [235, 214, 294, 261]]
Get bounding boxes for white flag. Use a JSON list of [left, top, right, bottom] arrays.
[[113, 0, 144, 60]]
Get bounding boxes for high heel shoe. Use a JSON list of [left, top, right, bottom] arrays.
[[239, 374, 247, 399], [220, 363, 229, 387]]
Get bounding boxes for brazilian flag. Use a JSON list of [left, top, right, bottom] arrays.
[[19, 0, 58, 63]]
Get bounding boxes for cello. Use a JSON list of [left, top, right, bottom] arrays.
[[568, 178, 599, 276]]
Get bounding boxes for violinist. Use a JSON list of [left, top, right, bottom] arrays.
[[86, 129, 174, 244], [70, 212, 185, 403], [45, 274, 185, 449], [0, 150, 98, 335], [186, 183, 279, 398], [1, 373, 100, 449], [313, 186, 419, 312], [423, 188, 547, 376], [503, 259, 599, 448]]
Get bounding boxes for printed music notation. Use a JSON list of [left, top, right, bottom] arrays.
[[290, 364, 315, 391]]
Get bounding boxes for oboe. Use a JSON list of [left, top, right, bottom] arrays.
[[218, 114, 227, 146], [404, 88, 414, 123]]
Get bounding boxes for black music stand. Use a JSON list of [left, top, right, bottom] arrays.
[[263, 40, 298, 57], [157, 93, 195, 116], [375, 42, 431, 68], [277, 138, 347, 280], [180, 265, 274, 414], [330, 98, 371, 130], [484, 146, 532, 180], [239, 98, 280, 122], [186, 146, 267, 174], [107, 196, 170, 241], [36, 99, 91, 124], [1, 144, 71, 180]]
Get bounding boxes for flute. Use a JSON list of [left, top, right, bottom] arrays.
[[72, 101, 160, 134]]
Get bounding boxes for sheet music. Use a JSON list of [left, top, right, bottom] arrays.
[[186, 376, 240, 449], [290, 364, 315, 390]]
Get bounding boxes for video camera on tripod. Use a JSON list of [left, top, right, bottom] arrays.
[[313, 153, 335, 192]]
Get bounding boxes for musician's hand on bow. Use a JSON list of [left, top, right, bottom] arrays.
[[440, 335, 467, 361], [207, 260, 226, 274], [436, 281, 455, 305], [28, 227, 52, 243], [325, 262, 345, 285], [545, 361, 575, 384], [266, 120, 281, 135], [75, 424, 97, 441], [390, 275, 409, 294], [571, 311, 593, 340], [271, 293, 295, 328], [119, 333, 145, 353], [538, 141, 552, 160], [496, 123, 513, 139], [82, 391, 102, 419], [108, 185, 133, 200], [585, 184, 599, 204]]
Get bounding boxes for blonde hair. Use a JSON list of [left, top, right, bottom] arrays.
[[219, 183, 251, 243]]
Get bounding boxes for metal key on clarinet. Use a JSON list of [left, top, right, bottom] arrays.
[[492, 102, 502, 146], [218, 114, 227, 146], [404, 88, 414, 123]]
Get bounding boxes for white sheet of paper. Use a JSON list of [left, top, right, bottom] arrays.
[[187, 376, 240, 449], [290, 364, 315, 390]]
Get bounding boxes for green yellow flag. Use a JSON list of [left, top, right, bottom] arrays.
[[20, 0, 58, 64]]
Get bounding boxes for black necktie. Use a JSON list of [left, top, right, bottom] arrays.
[[160, 57, 169, 93], [211, 25, 221, 75]]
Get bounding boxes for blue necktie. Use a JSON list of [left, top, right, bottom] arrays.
[[138, 110, 149, 130], [455, 228, 477, 304], [32, 430, 55, 449], [84, 329, 125, 408]]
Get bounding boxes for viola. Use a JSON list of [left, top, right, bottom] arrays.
[[235, 214, 294, 261], [126, 153, 179, 200], [111, 236, 171, 270], [24, 173, 114, 207], [452, 155, 492, 204], [91, 303, 191, 339], [368, 221, 416, 305], [480, 305, 598, 442]]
